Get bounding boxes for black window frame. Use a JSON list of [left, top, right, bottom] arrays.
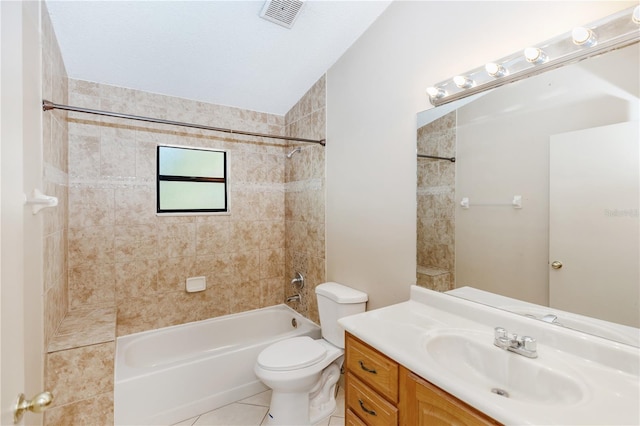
[[156, 145, 228, 214]]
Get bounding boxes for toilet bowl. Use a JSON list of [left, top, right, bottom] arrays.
[[254, 282, 368, 426]]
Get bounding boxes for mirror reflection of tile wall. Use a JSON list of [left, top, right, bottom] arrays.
[[416, 111, 456, 291]]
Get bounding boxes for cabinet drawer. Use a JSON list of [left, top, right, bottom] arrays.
[[347, 372, 398, 426], [346, 409, 368, 426], [346, 333, 399, 403]]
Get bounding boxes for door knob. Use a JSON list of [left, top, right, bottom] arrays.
[[551, 261, 563, 270], [13, 391, 53, 423]]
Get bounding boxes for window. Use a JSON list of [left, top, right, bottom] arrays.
[[157, 145, 228, 214]]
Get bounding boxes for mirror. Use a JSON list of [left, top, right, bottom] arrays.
[[416, 43, 639, 346]]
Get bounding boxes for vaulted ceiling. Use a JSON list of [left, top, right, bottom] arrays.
[[45, 0, 392, 115]]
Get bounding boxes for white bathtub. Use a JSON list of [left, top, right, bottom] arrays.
[[114, 304, 321, 425]]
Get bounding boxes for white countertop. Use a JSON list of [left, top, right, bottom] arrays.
[[339, 285, 640, 425]]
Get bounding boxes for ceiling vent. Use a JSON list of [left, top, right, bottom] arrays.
[[259, 0, 305, 29]]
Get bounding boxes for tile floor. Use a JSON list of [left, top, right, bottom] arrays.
[[172, 387, 345, 426]]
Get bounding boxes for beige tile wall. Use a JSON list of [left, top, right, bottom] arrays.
[[416, 111, 456, 291], [284, 76, 327, 324], [66, 78, 289, 335], [42, 0, 69, 350], [41, 3, 111, 424]]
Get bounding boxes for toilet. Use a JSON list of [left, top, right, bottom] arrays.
[[254, 282, 368, 425]]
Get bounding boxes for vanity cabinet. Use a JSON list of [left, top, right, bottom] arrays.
[[399, 369, 501, 426], [345, 333, 399, 425], [345, 332, 501, 426]]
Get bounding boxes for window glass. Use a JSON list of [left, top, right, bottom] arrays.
[[159, 181, 226, 211], [157, 146, 227, 214], [159, 147, 225, 178]]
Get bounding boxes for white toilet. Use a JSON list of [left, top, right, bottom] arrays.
[[254, 282, 368, 425]]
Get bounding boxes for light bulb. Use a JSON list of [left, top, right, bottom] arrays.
[[485, 62, 507, 77], [633, 5, 640, 24], [453, 76, 474, 88], [572, 27, 596, 46], [524, 47, 547, 64], [426, 87, 446, 99]]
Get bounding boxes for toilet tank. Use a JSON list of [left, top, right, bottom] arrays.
[[315, 282, 368, 348]]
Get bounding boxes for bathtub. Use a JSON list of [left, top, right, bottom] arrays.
[[114, 304, 321, 425]]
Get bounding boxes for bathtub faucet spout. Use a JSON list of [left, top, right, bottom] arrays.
[[286, 294, 301, 303]]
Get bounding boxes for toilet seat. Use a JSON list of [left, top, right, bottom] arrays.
[[257, 336, 327, 371]]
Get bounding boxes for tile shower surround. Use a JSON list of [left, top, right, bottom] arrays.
[[63, 74, 326, 333], [42, 0, 69, 354], [42, 33, 326, 422], [284, 75, 327, 324], [66, 81, 289, 336], [416, 111, 456, 291]]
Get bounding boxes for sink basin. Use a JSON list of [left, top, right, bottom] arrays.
[[423, 329, 588, 405], [340, 286, 640, 425]]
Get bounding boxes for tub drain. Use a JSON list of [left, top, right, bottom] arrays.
[[491, 388, 510, 398], [291, 318, 298, 328]]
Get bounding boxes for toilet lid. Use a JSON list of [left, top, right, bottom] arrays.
[[257, 336, 327, 371]]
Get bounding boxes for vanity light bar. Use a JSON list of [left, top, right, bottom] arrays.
[[426, 6, 640, 106]]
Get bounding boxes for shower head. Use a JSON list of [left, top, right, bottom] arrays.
[[286, 147, 302, 158]]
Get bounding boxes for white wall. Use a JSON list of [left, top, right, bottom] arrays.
[[325, 1, 635, 310]]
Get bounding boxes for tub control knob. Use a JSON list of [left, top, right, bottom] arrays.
[[290, 272, 304, 289]]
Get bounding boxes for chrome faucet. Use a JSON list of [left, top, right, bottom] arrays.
[[540, 314, 560, 325], [290, 272, 304, 289], [494, 327, 538, 358], [286, 273, 304, 303], [286, 294, 301, 303]]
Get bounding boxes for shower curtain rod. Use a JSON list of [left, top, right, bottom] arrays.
[[42, 100, 326, 146], [418, 154, 456, 162]]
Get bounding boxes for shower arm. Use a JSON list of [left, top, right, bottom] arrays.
[[286, 147, 302, 158]]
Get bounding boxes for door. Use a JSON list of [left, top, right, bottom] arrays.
[[549, 121, 639, 327], [399, 367, 499, 425], [1, 1, 46, 424]]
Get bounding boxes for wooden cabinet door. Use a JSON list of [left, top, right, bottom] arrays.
[[399, 367, 501, 426]]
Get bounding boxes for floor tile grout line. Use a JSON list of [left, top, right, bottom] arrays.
[[237, 401, 270, 408]]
